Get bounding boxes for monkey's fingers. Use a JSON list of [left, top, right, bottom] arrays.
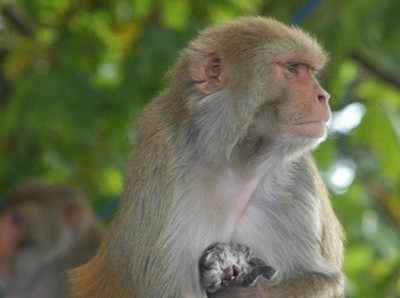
[[240, 258, 276, 287], [259, 265, 276, 280]]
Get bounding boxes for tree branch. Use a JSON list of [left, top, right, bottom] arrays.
[[1, 4, 34, 37], [0, 4, 35, 107], [350, 52, 400, 89], [0, 49, 10, 108]]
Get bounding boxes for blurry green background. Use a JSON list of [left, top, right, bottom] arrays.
[[0, 0, 399, 297]]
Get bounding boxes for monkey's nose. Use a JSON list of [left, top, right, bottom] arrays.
[[317, 89, 330, 103]]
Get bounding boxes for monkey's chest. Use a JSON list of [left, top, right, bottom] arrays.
[[211, 173, 260, 225], [201, 168, 323, 277], [231, 181, 324, 281]]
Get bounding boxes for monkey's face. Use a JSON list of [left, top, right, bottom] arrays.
[[188, 31, 330, 152], [1, 203, 61, 254], [0, 210, 23, 260], [269, 57, 331, 141], [0, 209, 25, 282]]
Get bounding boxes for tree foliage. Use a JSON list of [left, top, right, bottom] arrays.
[[0, 1, 399, 296]]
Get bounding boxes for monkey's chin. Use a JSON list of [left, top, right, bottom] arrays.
[[279, 122, 328, 155]]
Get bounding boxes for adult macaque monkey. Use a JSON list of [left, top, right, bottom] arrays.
[[0, 182, 103, 298], [71, 17, 344, 298]]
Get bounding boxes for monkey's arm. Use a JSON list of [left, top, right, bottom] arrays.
[[261, 161, 345, 298], [209, 158, 344, 298], [208, 194, 344, 298]]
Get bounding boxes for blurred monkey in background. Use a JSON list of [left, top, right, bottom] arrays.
[[0, 182, 103, 298]]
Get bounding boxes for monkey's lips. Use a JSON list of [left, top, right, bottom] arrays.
[[290, 121, 327, 138]]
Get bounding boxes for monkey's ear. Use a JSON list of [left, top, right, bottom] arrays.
[[191, 52, 224, 94]]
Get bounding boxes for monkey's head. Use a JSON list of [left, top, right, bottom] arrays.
[[172, 17, 330, 155], [0, 182, 95, 279]]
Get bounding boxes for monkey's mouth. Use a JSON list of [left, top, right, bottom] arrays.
[[290, 121, 327, 138]]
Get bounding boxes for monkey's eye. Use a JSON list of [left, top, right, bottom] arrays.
[[286, 63, 305, 74], [10, 212, 24, 226]]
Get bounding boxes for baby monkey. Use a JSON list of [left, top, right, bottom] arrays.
[[199, 243, 275, 294]]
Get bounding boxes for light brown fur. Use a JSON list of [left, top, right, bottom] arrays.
[[70, 17, 343, 298]]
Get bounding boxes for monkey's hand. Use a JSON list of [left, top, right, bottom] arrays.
[[199, 243, 275, 294]]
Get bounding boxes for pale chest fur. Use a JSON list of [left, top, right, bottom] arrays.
[[196, 164, 331, 279], [162, 161, 334, 297]]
